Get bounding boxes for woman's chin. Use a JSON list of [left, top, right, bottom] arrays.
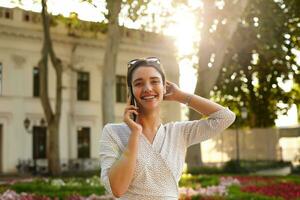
[[141, 102, 160, 110]]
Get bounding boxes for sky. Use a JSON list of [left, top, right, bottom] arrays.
[[0, 0, 298, 126]]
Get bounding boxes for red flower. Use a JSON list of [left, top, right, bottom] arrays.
[[242, 182, 300, 200]]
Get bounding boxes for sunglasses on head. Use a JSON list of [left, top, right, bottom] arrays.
[[127, 57, 160, 69]]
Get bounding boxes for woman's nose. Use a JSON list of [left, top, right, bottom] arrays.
[[143, 82, 152, 92]]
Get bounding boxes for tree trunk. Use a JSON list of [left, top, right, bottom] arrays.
[[39, 0, 62, 175], [186, 0, 249, 168], [297, 104, 300, 123], [102, 0, 122, 125], [47, 119, 60, 175]]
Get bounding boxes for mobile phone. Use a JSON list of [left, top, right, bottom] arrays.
[[129, 88, 137, 122]]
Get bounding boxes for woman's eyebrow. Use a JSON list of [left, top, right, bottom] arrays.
[[133, 78, 143, 83], [150, 77, 160, 80], [133, 76, 160, 83]]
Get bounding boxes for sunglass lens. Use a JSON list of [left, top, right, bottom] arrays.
[[128, 59, 139, 67], [146, 57, 160, 64]]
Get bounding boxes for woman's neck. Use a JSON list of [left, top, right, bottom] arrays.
[[137, 109, 161, 132]]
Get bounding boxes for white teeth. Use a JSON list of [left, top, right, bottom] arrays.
[[142, 96, 155, 100]]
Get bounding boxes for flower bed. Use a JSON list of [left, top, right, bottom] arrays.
[[1, 175, 300, 200], [242, 182, 300, 200], [178, 175, 300, 200], [179, 176, 240, 199], [234, 176, 276, 186], [0, 190, 114, 200], [0, 176, 111, 200]]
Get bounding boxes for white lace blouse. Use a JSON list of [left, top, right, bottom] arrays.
[[99, 107, 236, 200]]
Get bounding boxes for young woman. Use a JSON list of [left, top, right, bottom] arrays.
[[99, 57, 236, 199]]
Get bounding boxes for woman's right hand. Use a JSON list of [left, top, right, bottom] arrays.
[[123, 100, 142, 134]]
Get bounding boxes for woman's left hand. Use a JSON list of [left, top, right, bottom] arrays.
[[163, 80, 182, 101]]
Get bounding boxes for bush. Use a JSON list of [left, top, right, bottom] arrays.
[[188, 166, 224, 175], [60, 170, 100, 178], [188, 160, 292, 175], [291, 165, 300, 174], [222, 160, 249, 174]]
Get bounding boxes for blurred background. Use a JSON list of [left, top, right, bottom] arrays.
[[0, 0, 299, 198]]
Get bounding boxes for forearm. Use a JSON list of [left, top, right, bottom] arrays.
[[177, 91, 224, 116], [108, 133, 139, 197]]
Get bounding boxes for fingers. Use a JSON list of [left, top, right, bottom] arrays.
[[124, 105, 139, 120], [166, 80, 173, 85], [127, 109, 139, 116], [124, 105, 139, 111]]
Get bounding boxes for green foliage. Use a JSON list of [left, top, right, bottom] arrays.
[[197, 175, 220, 188], [123, 0, 150, 22], [291, 165, 300, 175], [279, 175, 300, 184], [187, 160, 292, 175], [223, 160, 249, 174], [239, 160, 291, 172], [9, 177, 105, 200], [179, 174, 219, 189], [188, 166, 224, 175], [53, 14, 108, 36], [0, 185, 9, 194], [211, 0, 300, 127], [60, 169, 100, 177]]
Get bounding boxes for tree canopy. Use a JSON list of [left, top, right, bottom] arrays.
[[211, 0, 300, 127]]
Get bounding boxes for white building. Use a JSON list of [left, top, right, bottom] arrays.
[[0, 7, 181, 174]]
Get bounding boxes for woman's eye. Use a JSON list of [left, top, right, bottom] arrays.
[[134, 82, 142, 87], [152, 80, 160, 84]]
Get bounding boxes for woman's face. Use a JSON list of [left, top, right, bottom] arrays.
[[131, 66, 165, 111]]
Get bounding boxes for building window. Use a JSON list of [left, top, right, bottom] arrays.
[[23, 13, 30, 22], [22, 11, 41, 23], [0, 62, 2, 95], [77, 72, 89, 101], [116, 75, 127, 103], [33, 126, 47, 159], [77, 127, 90, 158], [33, 67, 40, 97], [0, 8, 13, 19]]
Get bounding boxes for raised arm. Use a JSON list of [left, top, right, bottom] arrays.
[[164, 81, 225, 115], [164, 81, 236, 146], [101, 102, 142, 198]]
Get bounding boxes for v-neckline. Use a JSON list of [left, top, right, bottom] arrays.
[[140, 124, 163, 146]]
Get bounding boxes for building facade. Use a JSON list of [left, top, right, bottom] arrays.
[[0, 7, 181, 173]]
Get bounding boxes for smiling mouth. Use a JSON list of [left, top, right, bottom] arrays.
[[141, 95, 158, 100]]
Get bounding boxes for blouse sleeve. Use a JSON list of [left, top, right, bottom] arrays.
[[178, 107, 236, 147], [99, 124, 121, 195]]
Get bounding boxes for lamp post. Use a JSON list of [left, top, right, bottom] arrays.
[[23, 118, 31, 133], [23, 118, 46, 133], [23, 117, 47, 175]]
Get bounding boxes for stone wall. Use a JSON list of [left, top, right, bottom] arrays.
[[202, 128, 281, 163]]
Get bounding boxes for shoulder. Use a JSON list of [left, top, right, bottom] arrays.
[[103, 122, 127, 129], [102, 123, 130, 138], [103, 123, 129, 133]]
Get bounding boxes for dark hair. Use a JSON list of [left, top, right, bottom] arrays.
[[127, 59, 166, 88]]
